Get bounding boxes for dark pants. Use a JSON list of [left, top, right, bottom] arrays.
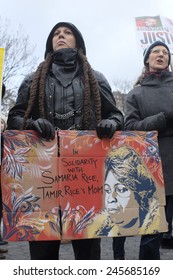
[[139, 234, 161, 260], [29, 240, 60, 260], [163, 195, 173, 238], [29, 238, 101, 260], [112, 236, 125, 259], [72, 238, 101, 260], [113, 234, 161, 260]]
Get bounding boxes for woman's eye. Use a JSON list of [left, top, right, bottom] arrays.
[[65, 31, 72, 35], [104, 186, 110, 193], [117, 186, 128, 193]]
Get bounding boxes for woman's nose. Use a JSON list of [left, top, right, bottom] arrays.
[[109, 194, 117, 203], [58, 32, 64, 38]]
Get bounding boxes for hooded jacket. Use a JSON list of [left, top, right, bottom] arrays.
[[7, 22, 123, 132], [45, 22, 86, 57], [125, 70, 173, 195]]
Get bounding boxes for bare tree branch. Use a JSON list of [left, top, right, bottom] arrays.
[[113, 79, 133, 94], [112, 79, 133, 114], [0, 17, 38, 115], [0, 17, 38, 89]]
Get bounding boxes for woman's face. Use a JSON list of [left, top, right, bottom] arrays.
[[104, 169, 140, 227], [104, 170, 131, 214], [52, 26, 76, 52], [146, 46, 169, 71]]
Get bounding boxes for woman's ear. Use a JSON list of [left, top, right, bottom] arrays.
[[146, 58, 149, 65]]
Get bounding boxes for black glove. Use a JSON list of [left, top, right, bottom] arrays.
[[164, 111, 173, 127], [26, 118, 55, 140], [96, 119, 119, 139]]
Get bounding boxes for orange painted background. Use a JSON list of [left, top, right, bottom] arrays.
[[1, 130, 167, 241]]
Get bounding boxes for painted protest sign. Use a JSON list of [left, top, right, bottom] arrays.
[[134, 15, 173, 53], [1, 130, 167, 241]]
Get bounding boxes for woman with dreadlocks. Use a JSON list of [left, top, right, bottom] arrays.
[[7, 22, 123, 260]]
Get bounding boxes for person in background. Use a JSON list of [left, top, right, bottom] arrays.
[[6, 22, 123, 260], [161, 198, 173, 248], [0, 83, 8, 259], [113, 40, 173, 259]]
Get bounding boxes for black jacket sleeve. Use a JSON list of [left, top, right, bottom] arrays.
[[7, 74, 34, 129], [125, 91, 167, 132], [95, 70, 124, 129]]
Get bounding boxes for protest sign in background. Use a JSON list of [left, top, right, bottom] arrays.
[[134, 15, 173, 53], [134, 15, 173, 70]]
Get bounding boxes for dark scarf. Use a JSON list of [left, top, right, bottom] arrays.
[[145, 67, 170, 79], [51, 48, 79, 87]]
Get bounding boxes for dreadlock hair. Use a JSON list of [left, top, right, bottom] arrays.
[[77, 48, 101, 129], [22, 48, 101, 130], [22, 53, 52, 129]]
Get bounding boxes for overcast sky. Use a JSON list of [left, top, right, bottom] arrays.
[[1, 0, 173, 90]]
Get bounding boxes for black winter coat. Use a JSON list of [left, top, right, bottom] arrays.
[[7, 64, 123, 132], [125, 70, 173, 195]]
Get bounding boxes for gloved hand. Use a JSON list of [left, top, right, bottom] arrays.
[[26, 118, 55, 140], [96, 119, 119, 139], [164, 111, 173, 127]]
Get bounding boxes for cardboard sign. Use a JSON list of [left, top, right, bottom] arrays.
[[1, 130, 167, 241], [134, 15, 173, 53]]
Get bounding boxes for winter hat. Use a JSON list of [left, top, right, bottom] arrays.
[[45, 22, 86, 58], [143, 41, 171, 66]]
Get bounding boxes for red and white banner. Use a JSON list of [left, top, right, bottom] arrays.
[[134, 15, 173, 53]]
